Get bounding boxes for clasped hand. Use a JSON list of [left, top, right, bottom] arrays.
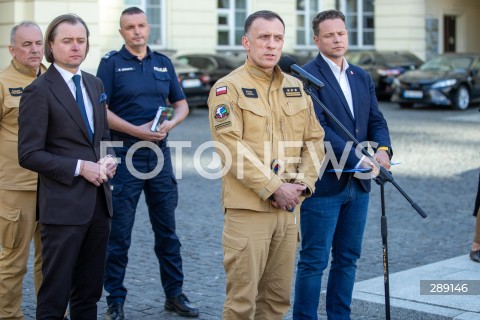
[[271, 183, 306, 211], [80, 156, 118, 187], [360, 150, 391, 177], [135, 120, 173, 142]]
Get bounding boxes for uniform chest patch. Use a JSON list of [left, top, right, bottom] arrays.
[[154, 66, 168, 72], [242, 88, 258, 98], [283, 87, 302, 97], [213, 104, 230, 121], [9, 87, 23, 96]]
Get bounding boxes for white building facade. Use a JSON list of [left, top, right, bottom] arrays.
[[1, 0, 479, 71]]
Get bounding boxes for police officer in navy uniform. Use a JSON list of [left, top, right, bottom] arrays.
[[97, 6, 198, 319]]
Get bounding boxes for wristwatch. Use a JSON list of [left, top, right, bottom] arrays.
[[377, 146, 393, 159]]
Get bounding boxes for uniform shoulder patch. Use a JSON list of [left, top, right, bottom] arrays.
[[242, 88, 258, 98], [9, 87, 23, 96], [102, 50, 118, 60], [283, 87, 302, 97], [213, 104, 232, 131], [216, 86, 227, 96], [213, 104, 230, 121]]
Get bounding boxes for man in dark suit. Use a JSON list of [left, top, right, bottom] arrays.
[[18, 14, 117, 320], [293, 10, 392, 320]]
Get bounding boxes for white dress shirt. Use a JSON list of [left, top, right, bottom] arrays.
[[320, 52, 354, 118], [53, 63, 94, 176]]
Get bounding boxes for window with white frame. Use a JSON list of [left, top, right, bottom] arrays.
[[340, 0, 374, 48], [296, 0, 320, 47], [124, 0, 166, 48], [217, 0, 248, 48]]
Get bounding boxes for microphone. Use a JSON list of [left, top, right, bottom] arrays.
[[279, 55, 324, 90]]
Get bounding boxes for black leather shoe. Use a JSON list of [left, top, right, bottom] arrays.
[[470, 250, 480, 262], [165, 293, 199, 317], [104, 302, 125, 320]]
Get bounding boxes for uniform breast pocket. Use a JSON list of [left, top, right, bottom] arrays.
[[281, 98, 309, 141], [154, 72, 171, 96], [237, 97, 268, 144], [2, 97, 20, 128]]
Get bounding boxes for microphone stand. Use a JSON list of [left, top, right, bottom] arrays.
[[302, 83, 427, 320]]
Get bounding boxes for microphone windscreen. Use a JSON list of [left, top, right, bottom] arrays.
[[278, 55, 297, 73]]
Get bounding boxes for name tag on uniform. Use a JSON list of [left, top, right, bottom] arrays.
[[9, 87, 23, 96], [283, 87, 302, 97], [115, 67, 136, 72], [242, 88, 258, 98]]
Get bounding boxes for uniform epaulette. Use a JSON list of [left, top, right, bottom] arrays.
[[102, 50, 118, 60], [152, 51, 170, 60]]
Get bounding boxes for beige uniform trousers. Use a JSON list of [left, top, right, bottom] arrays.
[[0, 190, 42, 320], [222, 207, 299, 320]]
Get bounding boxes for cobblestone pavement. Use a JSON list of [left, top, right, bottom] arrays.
[[20, 102, 480, 319]]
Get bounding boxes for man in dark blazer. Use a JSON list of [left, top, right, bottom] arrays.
[[18, 14, 117, 320], [293, 10, 392, 320]]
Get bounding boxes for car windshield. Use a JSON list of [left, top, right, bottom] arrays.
[[346, 51, 422, 65], [380, 53, 422, 64], [420, 56, 473, 71]]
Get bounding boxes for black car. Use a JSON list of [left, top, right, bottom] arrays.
[[391, 53, 480, 110], [277, 52, 315, 73], [172, 59, 211, 108], [346, 50, 423, 98], [174, 53, 243, 87]]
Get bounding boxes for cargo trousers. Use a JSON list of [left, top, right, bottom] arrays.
[[222, 207, 299, 320], [0, 190, 42, 319]]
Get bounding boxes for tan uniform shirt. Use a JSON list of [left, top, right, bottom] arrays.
[[0, 59, 46, 190], [208, 60, 325, 212]]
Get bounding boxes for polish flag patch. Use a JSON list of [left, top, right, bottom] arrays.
[[216, 86, 227, 96]]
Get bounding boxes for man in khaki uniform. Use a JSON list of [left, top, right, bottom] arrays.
[[208, 10, 325, 320], [0, 21, 45, 319]]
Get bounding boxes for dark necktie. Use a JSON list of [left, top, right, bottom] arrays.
[[72, 75, 93, 141]]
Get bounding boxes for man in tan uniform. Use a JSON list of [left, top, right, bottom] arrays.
[[0, 21, 45, 319], [208, 10, 325, 320]]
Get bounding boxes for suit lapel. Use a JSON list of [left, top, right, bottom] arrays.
[[82, 72, 100, 145], [316, 55, 355, 122], [45, 66, 92, 144], [346, 67, 361, 124]]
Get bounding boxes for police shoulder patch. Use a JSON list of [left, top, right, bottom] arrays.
[[242, 88, 258, 98], [213, 104, 230, 122], [9, 87, 23, 96], [283, 87, 302, 97], [102, 50, 118, 60]]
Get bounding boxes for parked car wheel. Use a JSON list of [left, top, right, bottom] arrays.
[[399, 102, 414, 109], [453, 85, 470, 111]]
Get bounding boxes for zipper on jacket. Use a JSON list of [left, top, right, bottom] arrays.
[[280, 116, 286, 142]]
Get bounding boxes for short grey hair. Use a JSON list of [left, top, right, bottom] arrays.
[[10, 21, 42, 45]]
